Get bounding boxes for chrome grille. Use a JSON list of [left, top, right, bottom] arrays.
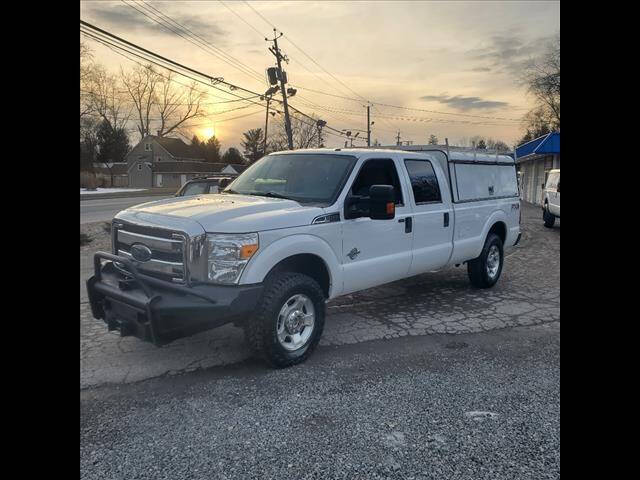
[[113, 222, 188, 283]]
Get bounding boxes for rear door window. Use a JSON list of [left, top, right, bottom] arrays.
[[404, 159, 442, 204]]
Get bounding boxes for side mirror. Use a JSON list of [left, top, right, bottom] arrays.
[[369, 185, 395, 220], [218, 178, 232, 190]]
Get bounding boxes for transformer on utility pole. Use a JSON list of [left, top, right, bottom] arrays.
[[267, 29, 293, 150], [316, 119, 327, 147]]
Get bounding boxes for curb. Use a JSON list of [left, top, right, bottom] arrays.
[[80, 188, 176, 201]]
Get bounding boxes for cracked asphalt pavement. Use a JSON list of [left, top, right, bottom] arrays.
[[80, 201, 559, 389]]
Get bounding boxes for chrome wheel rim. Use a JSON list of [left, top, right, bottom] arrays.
[[276, 294, 315, 351], [486, 245, 501, 278]]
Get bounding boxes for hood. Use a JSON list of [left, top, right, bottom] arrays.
[[121, 194, 325, 233]]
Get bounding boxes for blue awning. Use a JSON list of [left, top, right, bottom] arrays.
[[516, 132, 560, 159]]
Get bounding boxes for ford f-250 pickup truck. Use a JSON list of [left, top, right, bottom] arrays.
[[87, 148, 521, 367]]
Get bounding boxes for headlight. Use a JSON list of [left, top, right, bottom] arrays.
[[206, 233, 259, 284]]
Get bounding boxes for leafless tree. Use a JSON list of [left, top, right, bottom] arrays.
[[121, 65, 206, 141], [80, 42, 96, 120], [520, 33, 560, 130], [121, 64, 161, 140], [91, 65, 131, 130], [155, 72, 206, 138], [271, 113, 321, 150]]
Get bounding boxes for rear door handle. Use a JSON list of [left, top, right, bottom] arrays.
[[444, 212, 449, 227]]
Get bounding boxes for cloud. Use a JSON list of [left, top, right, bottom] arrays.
[[419, 94, 509, 111], [467, 32, 554, 74], [86, 3, 227, 44], [469, 67, 492, 72]]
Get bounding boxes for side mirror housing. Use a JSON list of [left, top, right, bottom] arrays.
[[369, 184, 395, 220]]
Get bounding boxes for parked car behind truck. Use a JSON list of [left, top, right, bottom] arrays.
[[87, 148, 521, 367]]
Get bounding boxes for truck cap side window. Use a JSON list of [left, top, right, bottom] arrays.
[[404, 159, 442, 204]]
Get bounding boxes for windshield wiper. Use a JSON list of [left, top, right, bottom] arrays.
[[249, 191, 295, 201]]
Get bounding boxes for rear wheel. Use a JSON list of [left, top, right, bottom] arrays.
[[243, 272, 325, 368], [467, 233, 503, 288], [543, 204, 556, 228]]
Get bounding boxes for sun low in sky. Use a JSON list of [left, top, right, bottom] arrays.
[[80, 0, 559, 151], [198, 127, 216, 141]]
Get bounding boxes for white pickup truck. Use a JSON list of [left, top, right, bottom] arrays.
[[87, 148, 521, 367]]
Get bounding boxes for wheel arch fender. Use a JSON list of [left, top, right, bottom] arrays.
[[240, 234, 342, 298], [481, 210, 508, 246]]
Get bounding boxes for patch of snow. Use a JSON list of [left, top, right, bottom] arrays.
[[80, 188, 145, 195]]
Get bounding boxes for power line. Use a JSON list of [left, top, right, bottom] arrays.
[[81, 29, 257, 108], [138, 0, 266, 84], [81, 21, 354, 141], [120, 0, 265, 86], [290, 84, 523, 122], [218, 0, 267, 39], [80, 22, 268, 107]]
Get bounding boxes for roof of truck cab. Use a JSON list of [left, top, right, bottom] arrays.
[[268, 148, 514, 163]]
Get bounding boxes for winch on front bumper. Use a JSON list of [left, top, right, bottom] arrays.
[[86, 252, 263, 346]]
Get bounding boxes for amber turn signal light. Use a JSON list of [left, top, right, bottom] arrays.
[[386, 202, 395, 215]]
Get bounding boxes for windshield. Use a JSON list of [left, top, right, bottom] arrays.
[[224, 153, 357, 205]]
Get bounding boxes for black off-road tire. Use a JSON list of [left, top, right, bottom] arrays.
[[243, 272, 326, 368], [543, 204, 556, 228], [467, 233, 504, 288]]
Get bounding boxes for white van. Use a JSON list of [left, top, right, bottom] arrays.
[[543, 169, 560, 227]]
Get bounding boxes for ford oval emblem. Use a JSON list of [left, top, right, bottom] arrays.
[[130, 243, 153, 262]]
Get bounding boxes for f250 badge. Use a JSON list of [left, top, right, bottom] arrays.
[[347, 247, 361, 260], [511, 203, 519, 210]]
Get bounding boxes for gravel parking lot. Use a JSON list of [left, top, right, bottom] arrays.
[[80, 201, 559, 388], [81, 323, 560, 480]]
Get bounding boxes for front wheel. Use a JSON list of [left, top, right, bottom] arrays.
[[467, 233, 504, 288], [243, 272, 326, 368]]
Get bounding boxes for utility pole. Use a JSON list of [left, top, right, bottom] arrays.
[[267, 29, 293, 150], [316, 120, 326, 148], [261, 85, 279, 155], [396, 131, 401, 146], [366, 104, 371, 147], [263, 96, 270, 155]]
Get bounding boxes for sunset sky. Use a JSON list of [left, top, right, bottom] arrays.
[[80, 0, 560, 152]]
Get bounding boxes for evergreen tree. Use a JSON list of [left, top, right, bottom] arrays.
[[203, 135, 222, 162], [428, 134, 438, 145], [96, 119, 130, 164], [191, 135, 205, 159], [222, 147, 244, 164], [241, 128, 265, 163]]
